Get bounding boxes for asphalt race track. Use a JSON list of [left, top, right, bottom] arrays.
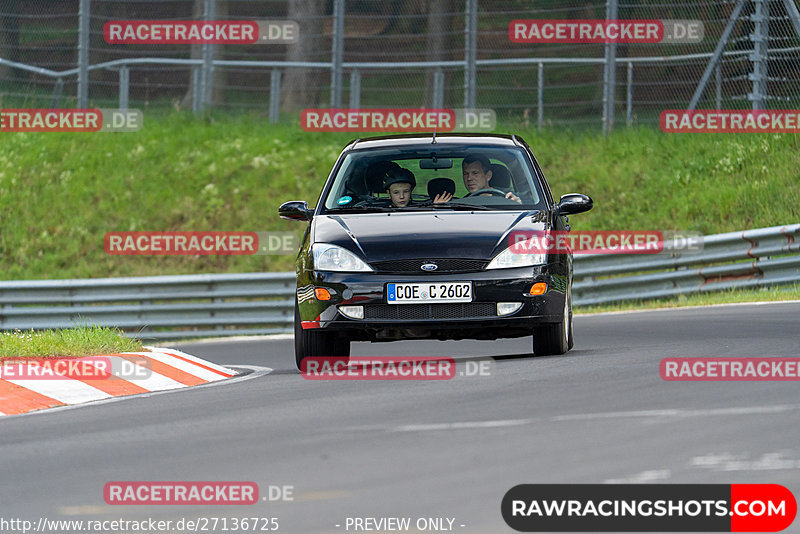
[[1, 301, 799, 533]]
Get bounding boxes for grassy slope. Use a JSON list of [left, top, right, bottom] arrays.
[[1, 113, 799, 281], [0, 325, 144, 360]]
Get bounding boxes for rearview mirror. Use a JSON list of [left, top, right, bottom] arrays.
[[557, 193, 593, 215], [419, 158, 453, 169], [279, 200, 313, 221]]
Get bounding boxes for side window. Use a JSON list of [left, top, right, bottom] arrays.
[[326, 162, 354, 208], [506, 159, 536, 205], [529, 156, 553, 207]]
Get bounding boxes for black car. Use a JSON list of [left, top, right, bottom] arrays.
[[279, 133, 592, 369]]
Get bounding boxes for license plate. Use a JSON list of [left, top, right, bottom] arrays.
[[386, 282, 472, 304]]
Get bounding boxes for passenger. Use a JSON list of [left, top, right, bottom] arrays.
[[383, 167, 417, 208]]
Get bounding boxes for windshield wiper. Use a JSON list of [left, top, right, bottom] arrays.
[[429, 202, 493, 211], [327, 205, 395, 213]]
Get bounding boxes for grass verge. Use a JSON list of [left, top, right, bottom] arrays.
[[576, 283, 800, 314], [0, 325, 145, 361]]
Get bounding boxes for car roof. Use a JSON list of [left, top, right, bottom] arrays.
[[349, 133, 523, 151]]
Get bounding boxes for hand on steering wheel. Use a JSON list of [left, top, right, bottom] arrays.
[[465, 188, 508, 198]]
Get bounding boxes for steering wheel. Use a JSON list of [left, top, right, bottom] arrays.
[[465, 188, 508, 198]]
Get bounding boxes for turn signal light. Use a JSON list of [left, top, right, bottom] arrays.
[[528, 282, 547, 296], [315, 288, 332, 301]]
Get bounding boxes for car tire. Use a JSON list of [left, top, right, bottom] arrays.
[[567, 291, 574, 350], [294, 300, 350, 370], [532, 293, 570, 356]]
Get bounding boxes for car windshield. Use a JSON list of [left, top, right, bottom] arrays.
[[322, 144, 546, 213]]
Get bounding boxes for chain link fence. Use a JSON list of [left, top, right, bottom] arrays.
[[1, 0, 799, 129]]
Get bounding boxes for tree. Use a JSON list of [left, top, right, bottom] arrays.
[[180, 0, 228, 110], [424, 0, 454, 107], [281, 0, 327, 111]]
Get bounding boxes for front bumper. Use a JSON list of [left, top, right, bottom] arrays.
[[296, 266, 568, 341]]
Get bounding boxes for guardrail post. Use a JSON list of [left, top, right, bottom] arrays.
[[602, 0, 618, 135], [537, 62, 543, 131], [77, 0, 90, 108], [119, 66, 130, 111], [432, 68, 445, 109], [349, 69, 361, 109], [50, 78, 64, 109], [783, 0, 800, 39], [192, 66, 201, 114], [213, 298, 223, 331], [200, 0, 216, 112], [626, 61, 633, 127], [269, 69, 281, 123], [688, 0, 746, 110], [140, 298, 152, 335], [464, 0, 478, 109], [750, 0, 769, 110], [331, 0, 345, 108]]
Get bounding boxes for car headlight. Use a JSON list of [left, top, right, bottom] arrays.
[[312, 243, 373, 272], [485, 246, 546, 270]]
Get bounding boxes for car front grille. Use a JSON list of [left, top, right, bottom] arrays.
[[363, 303, 496, 321], [369, 258, 487, 274]]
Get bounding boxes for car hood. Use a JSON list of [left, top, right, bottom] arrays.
[[312, 211, 548, 261]]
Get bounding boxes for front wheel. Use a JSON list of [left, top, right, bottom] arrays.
[[532, 293, 571, 356], [567, 291, 574, 350], [294, 300, 350, 370]]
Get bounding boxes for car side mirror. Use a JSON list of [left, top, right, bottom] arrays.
[[557, 193, 593, 215], [279, 200, 313, 221]]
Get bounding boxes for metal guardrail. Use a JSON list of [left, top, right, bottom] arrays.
[[572, 224, 800, 306], [0, 225, 798, 340], [0, 273, 296, 340]]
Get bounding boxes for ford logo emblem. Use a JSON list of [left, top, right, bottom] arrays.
[[420, 263, 438, 271]]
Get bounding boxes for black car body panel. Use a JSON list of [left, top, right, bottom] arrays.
[[313, 211, 544, 261]]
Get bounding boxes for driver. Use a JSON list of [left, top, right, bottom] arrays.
[[439, 154, 520, 203]]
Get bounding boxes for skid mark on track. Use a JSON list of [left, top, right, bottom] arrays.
[[690, 451, 800, 472], [384, 404, 800, 433], [604, 469, 672, 484]]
